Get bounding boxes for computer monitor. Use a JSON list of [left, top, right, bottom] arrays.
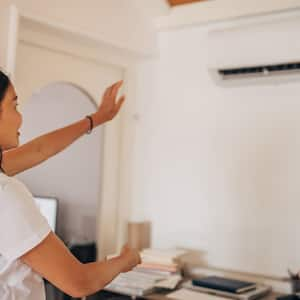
[[34, 196, 58, 232]]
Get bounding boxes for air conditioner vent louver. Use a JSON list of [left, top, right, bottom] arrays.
[[219, 62, 300, 80]]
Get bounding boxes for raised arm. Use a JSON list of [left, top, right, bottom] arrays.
[[2, 81, 125, 176]]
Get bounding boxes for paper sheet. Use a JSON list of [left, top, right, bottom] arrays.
[[167, 288, 230, 300]]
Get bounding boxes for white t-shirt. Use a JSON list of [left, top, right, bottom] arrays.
[[0, 172, 51, 300]]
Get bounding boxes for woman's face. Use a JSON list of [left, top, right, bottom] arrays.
[[0, 84, 22, 150]]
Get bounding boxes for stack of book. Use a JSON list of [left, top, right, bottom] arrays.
[[104, 269, 165, 297], [104, 248, 186, 297], [136, 248, 186, 275]]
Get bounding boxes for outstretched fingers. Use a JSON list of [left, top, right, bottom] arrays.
[[115, 95, 125, 115], [110, 80, 123, 100]]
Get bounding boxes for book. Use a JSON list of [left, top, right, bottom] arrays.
[[192, 276, 257, 294], [104, 270, 161, 297], [136, 262, 179, 273], [104, 269, 181, 297], [104, 285, 155, 297], [183, 281, 271, 300], [142, 248, 187, 258], [142, 250, 185, 264], [141, 254, 179, 265], [135, 267, 178, 276], [154, 274, 183, 290]]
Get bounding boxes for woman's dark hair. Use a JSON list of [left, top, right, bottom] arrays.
[[0, 70, 10, 174], [0, 70, 10, 103]]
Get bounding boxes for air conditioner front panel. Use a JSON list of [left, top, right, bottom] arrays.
[[207, 16, 300, 75]]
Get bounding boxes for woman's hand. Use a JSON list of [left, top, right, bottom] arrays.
[[92, 81, 125, 126], [119, 245, 141, 273]]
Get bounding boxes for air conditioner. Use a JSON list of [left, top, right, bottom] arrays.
[[207, 15, 300, 86]]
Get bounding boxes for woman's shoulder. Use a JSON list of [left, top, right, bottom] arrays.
[[0, 172, 28, 189], [0, 173, 34, 207]]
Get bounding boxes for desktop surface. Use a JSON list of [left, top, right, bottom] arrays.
[[95, 288, 282, 300]]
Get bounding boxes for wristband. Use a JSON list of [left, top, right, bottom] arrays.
[[86, 115, 94, 134]]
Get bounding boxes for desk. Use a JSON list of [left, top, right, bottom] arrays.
[[46, 279, 284, 300], [95, 290, 282, 300], [146, 291, 282, 300]]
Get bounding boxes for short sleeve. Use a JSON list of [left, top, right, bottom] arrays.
[[0, 177, 51, 262]]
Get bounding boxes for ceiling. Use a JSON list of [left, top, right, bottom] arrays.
[[168, 0, 208, 6]]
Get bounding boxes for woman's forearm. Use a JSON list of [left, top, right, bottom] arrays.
[[76, 257, 127, 297], [37, 113, 101, 158]]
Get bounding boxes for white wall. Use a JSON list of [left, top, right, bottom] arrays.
[[131, 10, 300, 279]]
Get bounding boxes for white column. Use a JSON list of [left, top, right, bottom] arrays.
[[116, 59, 158, 252], [0, 4, 19, 79]]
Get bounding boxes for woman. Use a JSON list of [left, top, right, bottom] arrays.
[[0, 70, 141, 299]]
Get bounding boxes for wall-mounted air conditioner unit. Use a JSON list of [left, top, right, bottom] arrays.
[[207, 15, 300, 87]]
